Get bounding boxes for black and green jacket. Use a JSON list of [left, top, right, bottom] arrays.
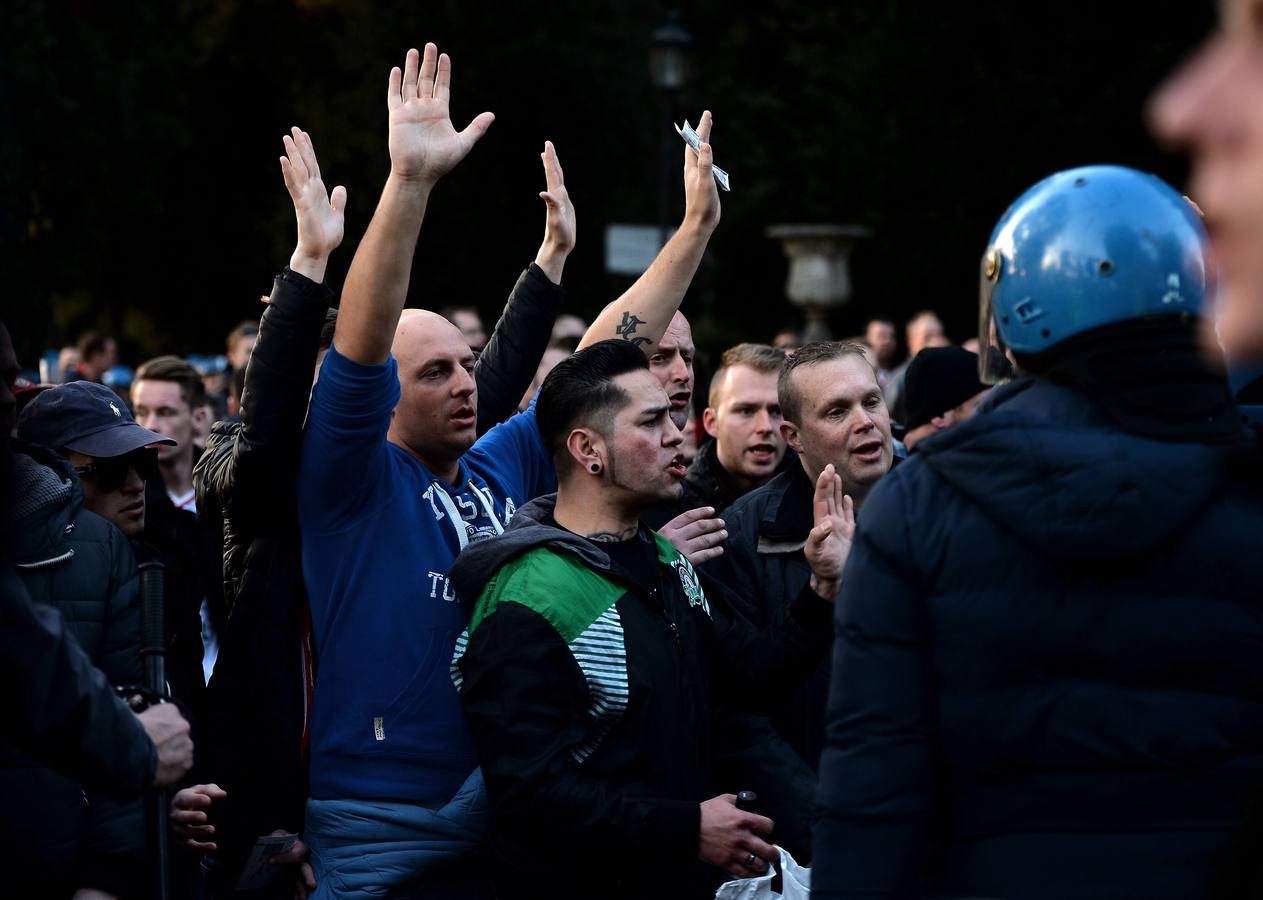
[[449, 495, 833, 899]]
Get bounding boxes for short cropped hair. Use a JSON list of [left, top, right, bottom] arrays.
[[708, 343, 785, 407], [226, 320, 259, 354], [536, 340, 649, 472], [778, 341, 872, 425], [76, 331, 113, 360], [134, 355, 207, 412], [906, 309, 941, 332]]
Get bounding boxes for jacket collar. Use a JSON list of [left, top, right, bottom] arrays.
[[11, 443, 82, 567], [686, 439, 799, 512], [757, 462, 816, 549]]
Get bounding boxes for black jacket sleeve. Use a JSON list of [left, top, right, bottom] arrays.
[[196, 267, 332, 529], [0, 567, 154, 799], [701, 572, 834, 706], [474, 263, 565, 435], [459, 603, 700, 870], [811, 473, 935, 900]]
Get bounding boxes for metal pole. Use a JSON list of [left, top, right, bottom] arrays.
[[139, 560, 170, 900]]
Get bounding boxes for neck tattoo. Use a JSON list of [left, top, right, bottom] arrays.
[[586, 525, 638, 543]]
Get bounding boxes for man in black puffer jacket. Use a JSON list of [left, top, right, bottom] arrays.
[[9, 384, 179, 898], [708, 340, 897, 770], [813, 166, 1263, 900], [188, 127, 571, 894]]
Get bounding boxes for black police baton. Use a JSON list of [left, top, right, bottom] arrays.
[[139, 559, 171, 900]]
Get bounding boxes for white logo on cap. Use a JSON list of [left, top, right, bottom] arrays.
[[109, 401, 121, 417]]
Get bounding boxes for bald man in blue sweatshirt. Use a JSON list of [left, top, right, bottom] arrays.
[[296, 45, 722, 898]]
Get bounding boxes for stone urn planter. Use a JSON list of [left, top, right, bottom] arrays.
[[765, 224, 871, 343]]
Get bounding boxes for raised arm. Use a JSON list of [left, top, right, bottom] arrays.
[[280, 127, 347, 283], [473, 142, 575, 433], [577, 110, 721, 352], [533, 140, 577, 284], [334, 43, 494, 365], [196, 128, 344, 522]]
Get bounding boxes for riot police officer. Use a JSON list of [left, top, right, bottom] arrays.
[[812, 166, 1263, 900]]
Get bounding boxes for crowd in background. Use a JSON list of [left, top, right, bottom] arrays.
[[7, 5, 1263, 898]]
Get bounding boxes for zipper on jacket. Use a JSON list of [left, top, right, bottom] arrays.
[[649, 585, 683, 653]]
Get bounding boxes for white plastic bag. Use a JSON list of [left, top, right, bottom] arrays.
[[714, 846, 811, 899]]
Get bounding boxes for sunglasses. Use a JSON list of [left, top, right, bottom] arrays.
[[73, 448, 160, 492]]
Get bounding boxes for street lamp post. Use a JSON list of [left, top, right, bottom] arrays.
[[650, 11, 693, 246]]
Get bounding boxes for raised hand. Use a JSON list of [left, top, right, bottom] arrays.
[[804, 464, 856, 599], [280, 127, 347, 281], [387, 44, 495, 185], [534, 140, 577, 283], [683, 110, 721, 232]]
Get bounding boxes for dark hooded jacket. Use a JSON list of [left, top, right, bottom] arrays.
[[4, 445, 145, 896], [707, 452, 901, 769], [812, 376, 1263, 900], [449, 495, 833, 899]]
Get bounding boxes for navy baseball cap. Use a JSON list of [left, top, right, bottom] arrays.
[[17, 381, 177, 457]]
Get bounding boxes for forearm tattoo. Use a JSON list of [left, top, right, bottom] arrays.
[[614, 311, 652, 348]]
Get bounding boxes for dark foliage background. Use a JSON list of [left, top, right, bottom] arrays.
[[0, 0, 1216, 368]]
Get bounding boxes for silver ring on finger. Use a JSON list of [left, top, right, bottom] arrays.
[[744, 853, 758, 869]]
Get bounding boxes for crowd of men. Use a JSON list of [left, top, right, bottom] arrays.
[[6, 9, 1263, 897]]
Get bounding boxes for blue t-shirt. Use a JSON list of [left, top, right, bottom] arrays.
[[298, 345, 555, 803]]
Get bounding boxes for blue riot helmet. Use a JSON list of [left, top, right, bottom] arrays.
[[977, 165, 1211, 384]]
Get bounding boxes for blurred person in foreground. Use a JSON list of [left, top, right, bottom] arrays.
[[812, 166, 1263, 900], [1151, 0, 1263, 364], [449, 340, 842, 899]]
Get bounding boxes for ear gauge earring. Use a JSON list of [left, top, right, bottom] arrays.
[[590, 462, 601, 474]]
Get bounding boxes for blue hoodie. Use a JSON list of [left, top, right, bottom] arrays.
[[297, 345, 555, 804]]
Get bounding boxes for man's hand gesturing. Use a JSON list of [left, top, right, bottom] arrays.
[[280, 127, 346, 282], [804, 463, 856, 600], [682, 110, 721, 233], [534, 141, 576, 284], [387, 43, 494, 186]]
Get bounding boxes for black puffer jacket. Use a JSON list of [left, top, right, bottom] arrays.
[[813, 377, 1263, 900], [704, 462, 827, 767], [4, 445, 145, 896], [192, 262, 562, 887], [192, 267, 334, 888]]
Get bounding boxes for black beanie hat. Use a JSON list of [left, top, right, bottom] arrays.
[[903, 346, 986, 429]]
